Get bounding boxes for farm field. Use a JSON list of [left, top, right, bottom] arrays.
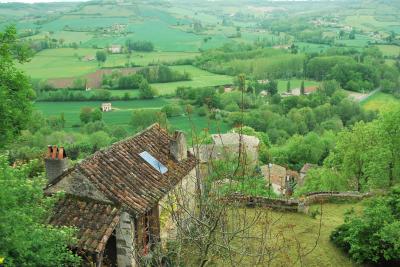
[[152, 65, 233, 95], [18, 48, 99, 79], [104, 51, 200, 68], [375, 44, 400, 57], [19, 49, 201, 79], [344, 15, 400, 32], [360, 92, 400, 112], [335, 34, 373, 48], [295, 42, 331, 53], [277, 79, 320, 93], [35, 99, 173, 127], [34, 99, 228, 134]]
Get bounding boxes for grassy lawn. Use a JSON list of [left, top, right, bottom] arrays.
[[19, 49, 202, 80], [277, 79, 320, 93], [375, 44, 400, 57], [34, 98, 172, 128], [104, 51, 200, 67], [335, 34, 373, 48], [18, 48, 99, 79], [152, 65, 234, 95], [360, 92, 400, 112], [295, 42, 331, 53], [108, 89, 140, 98], [169, 115, 229, 135], [208, 202, 363, 266], [34, 98, 228, 134], [344, 15, 398, 32]]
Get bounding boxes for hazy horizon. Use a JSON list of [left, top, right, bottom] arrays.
[[0, 0, 86, 3]]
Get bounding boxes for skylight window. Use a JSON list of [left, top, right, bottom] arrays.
[[139, 151, 168, 174]]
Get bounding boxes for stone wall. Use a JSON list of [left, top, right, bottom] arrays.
[[115, 212, 136, 267], [220, 191, 371, 214], [159, 168, 197, 241], [304, 191, 371, 205], [220, 194, 302, 212]]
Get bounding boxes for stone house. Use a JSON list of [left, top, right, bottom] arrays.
[[286, 86, 319, 96], [45, 124, 196, 267], [193, 133, 260, 165], [299, 163, 316, 186], [261, 164, 299, 196], [211, 133, 260, 166], [82, 55, 95, 62], [101, 103, 112, 112], [108, 44, 122, 54]]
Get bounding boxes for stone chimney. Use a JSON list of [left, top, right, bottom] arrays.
[[45, 145, 68, 184], [170, 131, 187, 162]]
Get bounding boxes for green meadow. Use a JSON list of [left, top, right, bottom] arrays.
[[277, 79, 320, 93], [152, 65, 233, 95], [34, 98, 228, 134], [18, 48, 99, 79], [19, 49, 201, 79], [104, 51, 200, 67], [376, 44, 400, 57], [360, 92, 400, 112]]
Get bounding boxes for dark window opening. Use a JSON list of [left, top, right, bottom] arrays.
[[102, 231, 117, 267]]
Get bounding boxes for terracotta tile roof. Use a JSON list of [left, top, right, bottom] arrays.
[[304, 86, 319, 94], [49, 195, 120, 253], [48, 124, 196, 215]]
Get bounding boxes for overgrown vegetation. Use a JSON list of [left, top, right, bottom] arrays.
[[331, 187, 400, 265]]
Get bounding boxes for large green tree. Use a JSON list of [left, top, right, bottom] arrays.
[[0, 26, 34, 147], [0, 155, 81, 266], [138, 79, 157, 99]]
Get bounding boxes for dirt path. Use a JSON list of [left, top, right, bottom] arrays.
[[348, 88, 380, 102]]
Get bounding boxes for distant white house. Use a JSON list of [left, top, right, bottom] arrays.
[[101, 103, 112, 112], [82, 55, 95, 62], [257, 79, 269, 84], [108, 44, 122, 54]]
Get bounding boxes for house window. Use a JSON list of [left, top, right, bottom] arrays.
[[139, 151, 168, 174]]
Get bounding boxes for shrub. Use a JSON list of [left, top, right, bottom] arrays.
[[161, 104, 183, 118], [197, 106, 208, 117], [131, 109, 167, 130], [330, 187, 400, 265]]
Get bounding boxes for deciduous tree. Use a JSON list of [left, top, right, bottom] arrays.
[[0, 26, 34, 147]]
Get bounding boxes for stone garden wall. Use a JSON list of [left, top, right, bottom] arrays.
[[222, 191, 372, 214]]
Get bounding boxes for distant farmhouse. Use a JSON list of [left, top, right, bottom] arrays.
[[282, 85, 319, 97], [101, 103, 112, 112], [82, 55, 95, 62], [108, 44, 123, 54], [45, 124, 196, 267]]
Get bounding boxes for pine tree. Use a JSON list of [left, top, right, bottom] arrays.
[[286, 80, 291, 93]]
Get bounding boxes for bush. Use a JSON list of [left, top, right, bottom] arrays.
[[80, 107, 103, 124], [0, 155, 81, 266], [161, 104, 183, 118], [197, 106, 208, 117], [330, 187, 400, 265], [131, 109, 167, 130], [225, 102, 240, 112], [139, 80, 157, 99]]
